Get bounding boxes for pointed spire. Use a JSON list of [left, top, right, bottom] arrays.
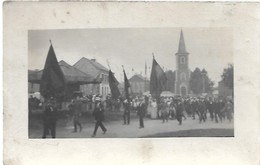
[[177, 29, 188, 54]]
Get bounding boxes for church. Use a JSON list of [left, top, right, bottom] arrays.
[[165, 30, 191, 96]]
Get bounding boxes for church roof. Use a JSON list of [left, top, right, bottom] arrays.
[[176, 29, 189, 55]]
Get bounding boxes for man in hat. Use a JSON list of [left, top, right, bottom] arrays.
[[42, 97, 57, 138], [176, 98, 184, 125], [123, 99, 131, 125], [92, 96, 107, 137], [70, 96, 82, 133], [137, 98, 146, 128]]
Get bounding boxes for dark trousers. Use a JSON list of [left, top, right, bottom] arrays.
[[176, 114, 182, 125], [123, 113, 130, 124], [198, 111, 206, 123], [42, 121, 56, 138], [93, 120, 107, 135], [209, 109, 214, 121], [139, 116, 144, 128], [215, 110, 222, 123], [73, 117, 82, 132]]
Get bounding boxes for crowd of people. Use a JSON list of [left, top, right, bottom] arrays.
[[38, 93, 233, 138], [155, 96, 234, 125]]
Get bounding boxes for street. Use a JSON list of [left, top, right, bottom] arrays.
[[29, 114, 234, 138]]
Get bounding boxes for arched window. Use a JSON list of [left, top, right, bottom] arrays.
[[180, 56, 185, 64], [181, 72, 186, 81]]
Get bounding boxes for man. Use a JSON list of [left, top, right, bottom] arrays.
[[214, 99, 222, 123], [123, 99, 131, 125], [207, 98, 214, 121], [198, 98, 207, 123], [42, 97, 57, 138], [161, 102, 168, 123], [137, 98, 146, 128], [225, 100, 233, 123], [176, 99, 184, 125], [71, 96, 82, 133], [92, 96, 107, 137]]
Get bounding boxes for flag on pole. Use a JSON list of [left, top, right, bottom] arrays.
[[40, 43, 66, 100], [123, 69, 130, 101], [108, 70, 121, 99], [150, 57, 167, 98]]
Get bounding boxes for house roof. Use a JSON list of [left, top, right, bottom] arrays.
[[74, 57, 108, 71], [28, 60, 101, 85], [129, 74, 146, 82]]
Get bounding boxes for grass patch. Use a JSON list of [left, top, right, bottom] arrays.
[[141, 129, 234, 137]]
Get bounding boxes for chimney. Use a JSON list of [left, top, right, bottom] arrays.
[[91, 59, 96, 62]]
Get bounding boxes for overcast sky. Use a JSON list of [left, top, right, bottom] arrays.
[[28, 28, 233, 85]]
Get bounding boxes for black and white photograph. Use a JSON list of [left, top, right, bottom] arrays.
[[4, 2, 260, 165], [28, 28, 234, 138]]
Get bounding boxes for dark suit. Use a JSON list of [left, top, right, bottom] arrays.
[[198, 101, 206, 123], [123, 102, 131, 125], [207, 101, 214, 121], [176, 102, 184, 125], [71, 100, 82, 132], [42, 102, 57, 138], [137, 102, 146, 128], [92, 102, 107, 136]]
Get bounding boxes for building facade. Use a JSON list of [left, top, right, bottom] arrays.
[[129, 74, 149, 96], [175, 30, 191, 96]]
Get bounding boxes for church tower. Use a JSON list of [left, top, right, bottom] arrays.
[[175, 29, 190, 96]]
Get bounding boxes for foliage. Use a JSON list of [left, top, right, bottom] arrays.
[[190, 68, 214, 94], [221, 64, 233, 89]]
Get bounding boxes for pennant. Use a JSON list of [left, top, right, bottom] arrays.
[[108, 70, 121, 99], [150, 58, 167, 98], [40, 44, 66, 100], [123, 69, 130, 101]]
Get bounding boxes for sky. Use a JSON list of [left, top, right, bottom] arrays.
[[28, 28, 233, 85]]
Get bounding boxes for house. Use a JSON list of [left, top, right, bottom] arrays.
[[73, 57, 110, 99], [28, 70, 40, 93], [129, 74, 149, 95], [28, 60, 99, 99]]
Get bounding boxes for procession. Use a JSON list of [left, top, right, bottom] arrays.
[[28, 29, 234, 138]]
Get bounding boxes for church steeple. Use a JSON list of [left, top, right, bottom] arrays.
[[174, 29, 190, 96], [177, 29, 188, 54]]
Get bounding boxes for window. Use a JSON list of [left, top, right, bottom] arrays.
[[181, 57, 185, 64]]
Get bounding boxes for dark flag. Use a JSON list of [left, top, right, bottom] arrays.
[[150, 57, 167, 98], [40, 44, 66, 100], [123, 69, 130, 101], [108, 70, 121, 99]]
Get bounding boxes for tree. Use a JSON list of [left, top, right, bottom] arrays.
[[190, 68, 214, 94], [221, 64, 233, 89], [190, 68, 203, 94]]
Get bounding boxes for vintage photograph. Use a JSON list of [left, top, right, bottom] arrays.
[[5, 1, 260, 165], [28, 28, 234, 138]]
